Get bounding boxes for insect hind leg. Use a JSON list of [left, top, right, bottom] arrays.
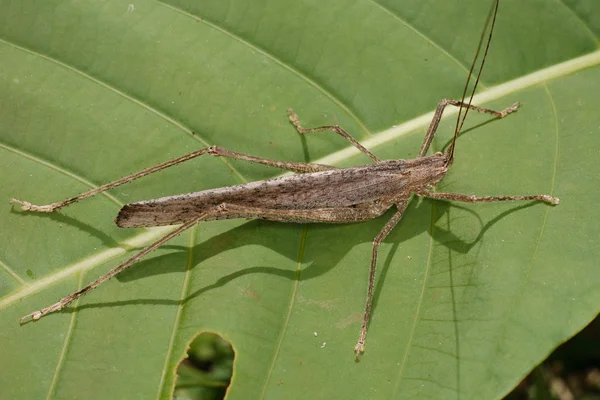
[[416, 190, 559, 205], [10, 146, 336, 214]]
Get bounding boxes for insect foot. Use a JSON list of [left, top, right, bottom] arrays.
[[9, 198, 57, 213]]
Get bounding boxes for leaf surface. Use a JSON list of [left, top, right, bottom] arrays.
[[0, 1, 599, 399]]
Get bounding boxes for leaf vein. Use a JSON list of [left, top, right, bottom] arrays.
[[45, 273, 84, 400], [0, 37, 247, 184], [554, 0, 600, 46], [156, 226, 198, 399], [366, 0, 480, 86], [0, 227, 175, 311], [0, 141, 122, 207], [154, 0, 372, 137], [260, 225, 308, 398], [393, 202, 436, 397], [0, 258, 26, 286]]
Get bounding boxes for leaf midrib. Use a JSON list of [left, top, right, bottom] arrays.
[[2, 50, 598, 313], [2, 9, 599, 397]]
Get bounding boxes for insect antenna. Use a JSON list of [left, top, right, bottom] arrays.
[[446, 0, 500, 163]]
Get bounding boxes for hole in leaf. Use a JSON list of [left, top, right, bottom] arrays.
[[174, 332, 234, 400]]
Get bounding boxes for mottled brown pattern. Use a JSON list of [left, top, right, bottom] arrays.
[[115, 156, 446, 228]]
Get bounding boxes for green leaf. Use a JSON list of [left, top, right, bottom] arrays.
[[1, 0, 598, 399]]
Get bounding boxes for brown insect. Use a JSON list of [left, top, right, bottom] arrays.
[[13, 0, 557, 358]]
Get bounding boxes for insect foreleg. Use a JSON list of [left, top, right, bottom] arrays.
[[355, 200, 408, 359], [419, 99, 521, 157]]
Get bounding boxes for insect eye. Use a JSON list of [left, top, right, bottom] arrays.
[[434, 151, 443, 156]]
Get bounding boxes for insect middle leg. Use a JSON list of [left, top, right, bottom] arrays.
[[10, 146, 336, 213], [355, 200, 408, 359], [211, 200, 420, 359], [182, 200, 409, 359], [222, 200, 415, 359], [419, 98, 521, 157], [287, 108, 380, 162]]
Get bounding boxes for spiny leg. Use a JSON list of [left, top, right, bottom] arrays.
[[10, 146, 335, 213], [20, 210, 212, 323], [21, 201, 394, 323], [416, 190, 559, 205], [208, 146, 335, 174], [355, 200, 408, 359], [287, 108, 380, 162], [419, 98, 521, 157]]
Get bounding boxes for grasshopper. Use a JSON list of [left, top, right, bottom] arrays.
[[13, 0, 558, 358]]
